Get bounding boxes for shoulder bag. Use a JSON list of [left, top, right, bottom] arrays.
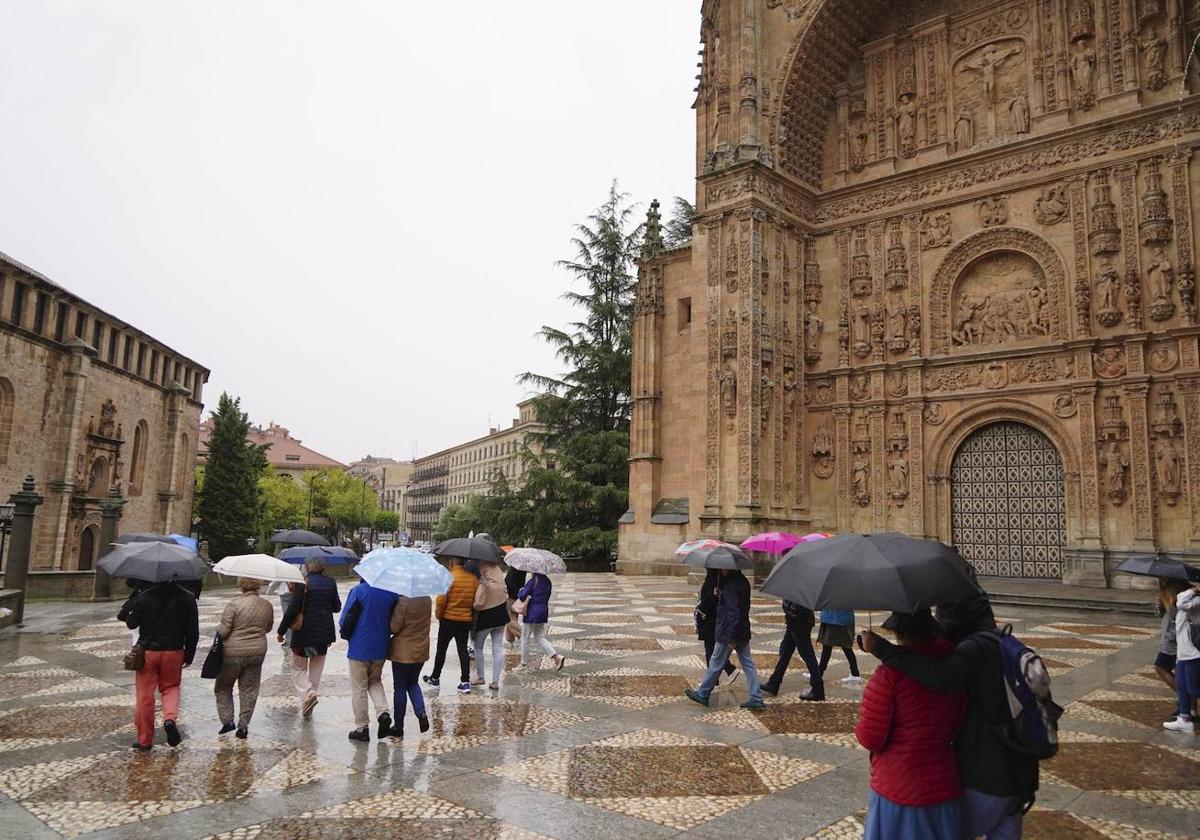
[[289, 584, 308, 631], [123, 592, 172, 672]]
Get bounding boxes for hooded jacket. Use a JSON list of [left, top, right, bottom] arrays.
[[341, 581, 400, 661], [436, 564, 477, 623], [517, 573, 553, 625], [714, 570, 752, 646]]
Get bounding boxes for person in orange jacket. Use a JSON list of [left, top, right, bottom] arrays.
[[423, 557, 476, 693]]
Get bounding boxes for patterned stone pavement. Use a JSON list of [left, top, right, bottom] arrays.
[[0, 574, 1195, 839]]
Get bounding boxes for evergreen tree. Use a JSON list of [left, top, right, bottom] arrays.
[[663, 196, 696, 248], [198, 393, 264, 561]]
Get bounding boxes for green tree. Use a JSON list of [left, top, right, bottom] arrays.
[[512, 182, 643, 561], [375, 509, 401, 533], [197, 393, 265, 561], [663, 196, 696, 248], [321, 470, 380, 537], [258, 472, 308, 539]]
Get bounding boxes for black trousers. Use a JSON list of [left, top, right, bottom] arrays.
[[765, 621, 822, 692], [431, 619, 472, 683], [818, 643, 860, 677], [702, 638, 737, 681]]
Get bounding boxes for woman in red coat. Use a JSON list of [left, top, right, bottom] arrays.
[[855, 610, 966, 840]]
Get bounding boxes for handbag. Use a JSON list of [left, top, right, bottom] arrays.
[[200, 633, 224, 679], [289, 584, 307, 631], [513, 596, 531, 616], [122, 592, 172, 672]]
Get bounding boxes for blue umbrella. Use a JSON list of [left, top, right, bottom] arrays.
[[354, 547, 453, 597], [279, 545, 359, 565], [167, 534, 198, 552]]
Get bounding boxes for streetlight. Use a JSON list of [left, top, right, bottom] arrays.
[[0, 502, 13, 573]]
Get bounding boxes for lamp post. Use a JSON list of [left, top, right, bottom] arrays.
[[0, 502, 14, 573]]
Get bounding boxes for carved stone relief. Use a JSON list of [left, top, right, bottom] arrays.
[[1146, 248, 1176, 321], [1148, 344, 1179, 372], [812, 420, 834, 480], [1034, 184, 1070, 225], [1094, 347, 1128, 378], [1053, 392, 1079, 418], [1089, 175, 1121, 256], [1099, 440, 1130, 504], [923, 402, 945, 425], [953, 39, 1028, 146], [921, 212, 952, 249], [1095, 259, 1123, 327], [977, 195, 1009, 226], [1140, 158, 1173, 244], [950, 252, 1049, 348]]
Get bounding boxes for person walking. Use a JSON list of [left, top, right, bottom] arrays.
[[761, 600, 824, 701], [504, 564, 527, 646], [695, 568, 738, 686], [277, 556, 341, 718], [425, 557, 475, 693], [684, 568, 764, 710], [1155, 579, 1183, 718], [515, 572, 565, 671], [856, 611, 965, 840], [389, 594, 432, 739], [122, 580, 199, 750], [1165, 583, 1200, 733], [472, 559, 509, 689], [341, 579, 399, 742], [213, 577, 274, 739], [817, 608, 862, 685], [861, 595, 1039, 840]]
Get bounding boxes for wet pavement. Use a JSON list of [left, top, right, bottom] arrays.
[[0, 574, 1195, 839]]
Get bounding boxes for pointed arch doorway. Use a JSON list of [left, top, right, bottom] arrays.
[[950, 421, 1066, 580]]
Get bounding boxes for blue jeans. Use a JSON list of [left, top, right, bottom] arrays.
[[1176, 657, 1200, 719], [963, 788, 1022, 840], [390, 662, 426, 734], [697, 640, 762, 702]]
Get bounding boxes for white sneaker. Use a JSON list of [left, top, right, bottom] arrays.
[[1163, 716, 1196, 733], [841, 676, 864, 686]]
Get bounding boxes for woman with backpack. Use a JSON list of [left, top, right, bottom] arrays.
[[856, 610, 965, 839], [1165, 583, 1200, 733]]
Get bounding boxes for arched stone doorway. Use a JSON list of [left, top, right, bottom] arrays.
[[950, 421, 1066, 580], [78, 525, 98, 571]]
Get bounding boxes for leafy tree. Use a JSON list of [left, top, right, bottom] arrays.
[[663, 196, 696, 248], [197, 393, 265, 561], [321, 470, 380, 537], [375, 509, 401, 533], [432, 475, 527, 546], [258, 472, 308, 539]]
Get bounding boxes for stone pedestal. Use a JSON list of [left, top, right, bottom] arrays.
[[6, 477, 45, 626], [94, 487, 125, 601]]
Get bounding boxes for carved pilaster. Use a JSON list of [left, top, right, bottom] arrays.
[[1068, 176, 1092, 336], [867, 406, 887, 531], [907, 406, 926, 537], [705, 221, 723, 511], [1169, 149, 1197, 325], [1115, 164, 1144, 329], [736, 208, 764, 508], [1180, 377, 1200, 543], [1074, 385, 1103, 541], [1125, 382, 1156, 545]]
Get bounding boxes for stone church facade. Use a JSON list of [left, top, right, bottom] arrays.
[[618, 0, 1200, 588], [0, 251, 208, 572]]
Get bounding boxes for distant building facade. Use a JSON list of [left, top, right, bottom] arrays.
[[197, 420, 344, 480], [347, 455, 413, 533], [0, 250, 208, 571], [407, 399, 544, 541]]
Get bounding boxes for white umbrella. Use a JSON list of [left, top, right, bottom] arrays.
[[213, 553, 305, 583]]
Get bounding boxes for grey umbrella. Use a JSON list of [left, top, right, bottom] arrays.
[[681, 541, 754, 570], [269, 529, 331, 547], [115, 533, 176, 545], [98, 542, 209, 583], [433, 537, 503, 564], [1116, 555, 1200, 582], [761, 532, 983, 612]]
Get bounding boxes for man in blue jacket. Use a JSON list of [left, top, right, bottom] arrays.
[[341, 580, 399, 742], [685, 568, 764, 710]]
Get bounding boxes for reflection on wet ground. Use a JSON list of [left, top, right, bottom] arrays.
[[0, 573, 1194, 839]]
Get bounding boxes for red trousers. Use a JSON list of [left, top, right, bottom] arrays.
[[134, 649, 183, 747]]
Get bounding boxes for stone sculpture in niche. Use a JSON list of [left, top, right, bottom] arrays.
[[950, 252, 1049, 347], [954, 113, 974, 152], [804, 300, 824, 363], [718, 367, 737, 423], [852, 453, 871, 507], [1141, 31, 1168, 91], [1009, 93, 1030, 134], [955, 40, 1025, 143], [1071, 45, 1096, 109], [888, 452, 909, 505], [1157, 438, 1182, 505], [850, 117, 869, 171], [1099, 441, 1129, 504], [887, 295, 909, 354], [97, 400, 118, 439], [1147, 249, 1176, 321], [812, 422, 834, 479], [849, 373, 870, 401], [897, 94, 918, 158], [921, 213, 952, 249], [853, 303, 872, 358], [960, 42, 1023, 108], [1034, 184, 1070, 225], [1095, 260, 1123, 326]]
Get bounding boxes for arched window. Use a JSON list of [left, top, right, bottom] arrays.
[[78, 525, 98, 571], [177, 433, 190, 496], [129, 420, 148, 495], [0, 377, 13, 465]]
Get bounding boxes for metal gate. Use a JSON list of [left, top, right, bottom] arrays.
[[950, 421, 1066, 579]]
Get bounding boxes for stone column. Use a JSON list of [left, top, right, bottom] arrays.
[[1126, 382, 1157, 549], [48, 339, 93, 568], [5, 477, 44, 626], [94, 487, 124, 601]]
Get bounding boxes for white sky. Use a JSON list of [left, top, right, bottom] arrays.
[[0, 0, 698, 464]]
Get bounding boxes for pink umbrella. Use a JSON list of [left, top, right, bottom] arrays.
[[799, 532, 834, 543], [741, 531, 804, 556]]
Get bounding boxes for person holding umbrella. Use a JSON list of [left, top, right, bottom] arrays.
[[695, 568, 738, 686], [341, 578, 399, 742], [425, 557, 476, 692], [1167, 582, 1200, 733], [507, 549, 568, 672], [213, 577, 274, 739], [760, 599, 824, 701], [277, 556, 342, 718], [682, 542, 764, 710], [123, 579, 200, 750], [472, 558, 509, 689]]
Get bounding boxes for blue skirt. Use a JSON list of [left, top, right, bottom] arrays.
[[864, 790, 963, 840]]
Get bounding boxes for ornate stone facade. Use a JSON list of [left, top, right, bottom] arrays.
[[619, 0, 1200, 587]]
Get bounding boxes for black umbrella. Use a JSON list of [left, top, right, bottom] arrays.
[[433, 537, 503, 564], [1116, 555, 1200, 582], [98, 542, 209, 583], [279, 545, 359, 565], [681, 541, 754, 570], [761, 532, 983, 612], [115, 533, 176, 545], [269, 529, 331, 547]]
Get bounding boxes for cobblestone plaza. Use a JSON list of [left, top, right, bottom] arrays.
[[0, 575, 1195, 839]]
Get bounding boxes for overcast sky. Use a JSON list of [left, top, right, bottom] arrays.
[[0, 1, 698, 464]]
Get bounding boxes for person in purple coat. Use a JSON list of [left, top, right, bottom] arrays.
[[514, 572, 565, 671]]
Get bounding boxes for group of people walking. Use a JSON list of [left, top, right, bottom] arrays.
[[117, 553, 566, 748]]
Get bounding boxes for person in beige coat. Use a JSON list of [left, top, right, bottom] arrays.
[[388, 595, 432, 739], [214, 578, 275, 738], [472, 560, 510, 689]]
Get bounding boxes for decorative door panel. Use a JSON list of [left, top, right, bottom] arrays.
[[950, 421, 1065, 579]]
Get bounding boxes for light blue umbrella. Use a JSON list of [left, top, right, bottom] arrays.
[[167, 534, 199, 552], [354, 547, 453, 597]]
